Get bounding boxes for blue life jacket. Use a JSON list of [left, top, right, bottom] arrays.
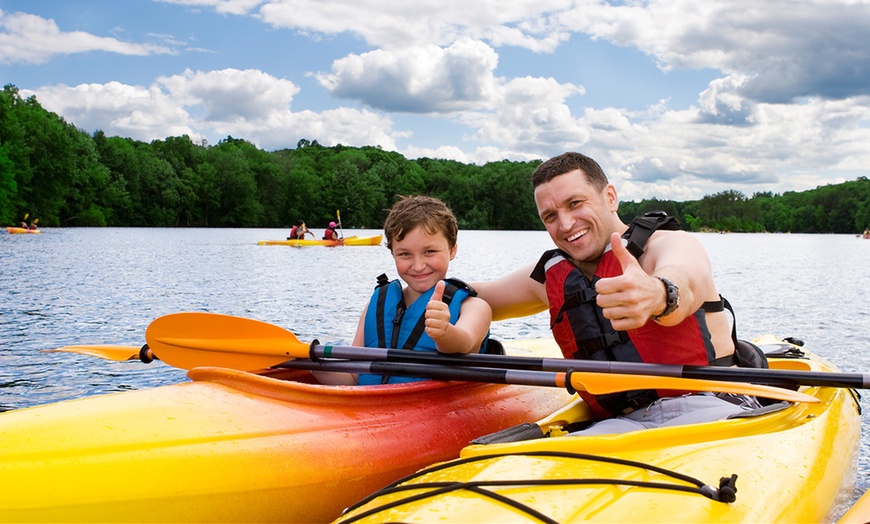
[[358, 274, 488, 385]]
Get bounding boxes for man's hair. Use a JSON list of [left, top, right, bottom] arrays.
[[383, 195, 458, 251], [531, 152, 609, 191]]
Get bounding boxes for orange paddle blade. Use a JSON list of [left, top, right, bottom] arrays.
[[562, 372, 818, 403], [42, 345, 141, 361], [145, 312, 310, 371]]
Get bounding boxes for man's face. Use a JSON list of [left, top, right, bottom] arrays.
[[534, 170, 618, 265]]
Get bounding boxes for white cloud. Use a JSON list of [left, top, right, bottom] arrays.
[[157, 68, 299, 122], [167, 0, 572, 51], [25, 82, 198, 140], [316, 39, 499, 112], [0, 9, 173, 64], [157, 0, 267, 16], [23, 69, 404, 151], [559, 0, 870, 103]]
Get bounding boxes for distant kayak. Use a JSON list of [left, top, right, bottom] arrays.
[[6, 227, 41, 234], [258, 234, 383, 247]]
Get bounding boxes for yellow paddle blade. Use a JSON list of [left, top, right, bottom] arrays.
[[564, 372, 818, 404], [42, 345, 141, 361], [145, 312, 310, 371]]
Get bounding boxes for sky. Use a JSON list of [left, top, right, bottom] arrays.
[[2, 0, 870, 202]]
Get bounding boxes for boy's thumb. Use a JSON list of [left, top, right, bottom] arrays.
[[430, 280, 446, 302]]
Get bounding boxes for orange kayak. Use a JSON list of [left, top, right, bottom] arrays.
[[0, 354, 572, 522]]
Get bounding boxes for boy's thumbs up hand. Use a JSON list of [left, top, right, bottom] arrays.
[[425, 281, 450, 340]]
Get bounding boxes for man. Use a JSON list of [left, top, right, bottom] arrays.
[[474, 152, 759, 435]]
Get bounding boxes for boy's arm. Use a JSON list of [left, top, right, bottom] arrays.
[[425, 282, 493, 354]]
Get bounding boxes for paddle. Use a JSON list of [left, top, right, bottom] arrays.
[[336, 209, 344, 240], [271, 359, 816, 401], [44, 344, 154, 362], [51, 312, 869, 393], [146, 312, 870, 390], [143, 313, 816, 402]]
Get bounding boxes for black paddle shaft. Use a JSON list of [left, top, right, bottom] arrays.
[[310, 344, 870, 389]]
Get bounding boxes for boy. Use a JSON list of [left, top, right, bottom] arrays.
[[323, 195, 492, 385]]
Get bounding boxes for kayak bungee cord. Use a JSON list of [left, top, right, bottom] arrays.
[[339, 451, 739, 524]]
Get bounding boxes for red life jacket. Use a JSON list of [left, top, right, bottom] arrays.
[[532, 213, 717, 417], [323, 228, 336, 240]]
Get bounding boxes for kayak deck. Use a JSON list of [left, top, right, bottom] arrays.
[[257, 234, 382, 247], [0, 341, 572, 523], [336, 338, 862, 523]]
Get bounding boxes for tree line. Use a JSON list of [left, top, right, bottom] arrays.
[[2, 84, 869, 233]]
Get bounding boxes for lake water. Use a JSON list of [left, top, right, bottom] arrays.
[[2, 228, 869, 508]]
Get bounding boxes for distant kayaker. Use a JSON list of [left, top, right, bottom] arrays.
[[287, 220, 311, 240], [322, 221, 341, 240], [473, 152, 765, 435], [317, 195, 493, 385]]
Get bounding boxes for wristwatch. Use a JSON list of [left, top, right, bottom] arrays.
[[652, 277, 679, 321]]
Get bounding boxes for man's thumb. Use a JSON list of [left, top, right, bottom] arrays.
[[610, 232, 638, 271]]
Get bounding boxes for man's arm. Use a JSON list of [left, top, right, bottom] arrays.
[[472, 264, 549, 321]]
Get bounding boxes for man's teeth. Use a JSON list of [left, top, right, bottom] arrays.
[[567, 229, 588, 242]]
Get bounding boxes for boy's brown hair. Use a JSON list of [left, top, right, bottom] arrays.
[[383, 195, 458, 251]]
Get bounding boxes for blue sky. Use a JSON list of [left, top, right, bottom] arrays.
[[2, 0, 870, 202]]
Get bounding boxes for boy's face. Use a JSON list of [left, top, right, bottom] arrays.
[[391, 225, 457, 299]]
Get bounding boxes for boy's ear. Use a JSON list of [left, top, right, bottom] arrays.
[[449, 244, 457, 260]]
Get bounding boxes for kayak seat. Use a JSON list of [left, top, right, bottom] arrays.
[[727, 401, 791, 419], [471, 423, 546, 445]]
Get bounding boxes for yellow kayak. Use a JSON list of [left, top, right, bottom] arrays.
[[6, 226, 41, 234], [0, 340, 572, 523], [840, 488, 870, 524], [257, 234, 382, 247], [336, 335, 862, 523]]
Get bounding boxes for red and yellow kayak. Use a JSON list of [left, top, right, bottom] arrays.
[[0, 341, 572, 523], [258, 234, 382, 247], [6, 226, 41, 234], [336, 336, 862, 523]]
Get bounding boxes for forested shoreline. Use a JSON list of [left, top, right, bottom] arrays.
[[2, 84, 869, 233]]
